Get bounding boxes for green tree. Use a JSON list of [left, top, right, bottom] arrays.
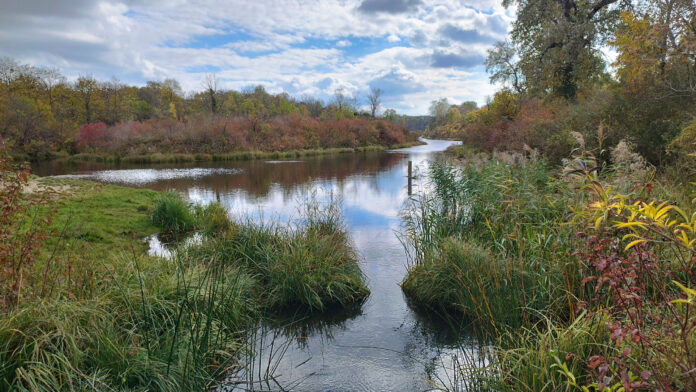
[[505, 0, 626, 99], [429, 98, 450, 126], [485, 40, 524, 93], [74, 76, 99, 123]]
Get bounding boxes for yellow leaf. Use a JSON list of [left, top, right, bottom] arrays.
[[615, 221, 647, 229], [625, 239, 646, 251], [594, 216, 603, 230]]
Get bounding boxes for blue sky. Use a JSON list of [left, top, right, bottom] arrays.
[[0, 0, 514, 115]]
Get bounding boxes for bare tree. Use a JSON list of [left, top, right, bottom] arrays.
[[333, 88, 347, 111], [366, 87, 382, 117], [35, 67, 65, 110], [204, 73, 218, 114]]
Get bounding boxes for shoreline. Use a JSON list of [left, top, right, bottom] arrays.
[[34, 141, 426, 165]]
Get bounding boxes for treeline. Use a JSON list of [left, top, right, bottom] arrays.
[[425, 0, 696, 172], [0, 58, 417, 159]]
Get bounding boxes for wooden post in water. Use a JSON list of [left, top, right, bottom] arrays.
[[407, 160, 413, 196]]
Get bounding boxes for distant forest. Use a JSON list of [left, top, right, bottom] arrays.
[[0, 58, 420, 159]]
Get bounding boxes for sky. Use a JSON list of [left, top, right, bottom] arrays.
[[0, 0, 514, 115]]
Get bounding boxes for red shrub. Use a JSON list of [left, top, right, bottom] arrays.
[[75, 122, 107, 152]]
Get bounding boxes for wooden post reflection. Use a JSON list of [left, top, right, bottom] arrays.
[[407, 160, 412, 196]]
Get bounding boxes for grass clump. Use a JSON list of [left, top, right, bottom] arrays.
[[402, 238, 538, 327], [0, 255, 257, 391], [150, 191, 196, 234], [185, 210, 368, 312]]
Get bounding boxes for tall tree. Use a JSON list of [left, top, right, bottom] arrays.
[[505, 0, 627, 99], [74, 76, 98, 123], [367, 87, 383, 117], [429, 98, 450, 126]]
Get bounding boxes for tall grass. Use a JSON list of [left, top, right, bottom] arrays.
[[0, 178, 368, 390], [183, 208, 369, 312], [0, 252, 256, 391], [401, 158, 585, 332], [150, 191, 196, 234]]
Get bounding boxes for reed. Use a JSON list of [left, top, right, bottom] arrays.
[[401, 158, 585, 333]]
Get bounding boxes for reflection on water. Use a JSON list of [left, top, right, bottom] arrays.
[[35, 139, 478, 391], [146, 233, 203, 258]]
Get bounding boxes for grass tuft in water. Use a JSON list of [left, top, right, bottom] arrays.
[[150, 191, 196, 234]]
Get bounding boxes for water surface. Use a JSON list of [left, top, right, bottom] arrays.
[[35, 139, 482, 391]]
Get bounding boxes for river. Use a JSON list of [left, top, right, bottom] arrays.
[[34, 139, 485, 391]]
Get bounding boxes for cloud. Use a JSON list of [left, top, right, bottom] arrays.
[[369, 68, 426, 95], [438, 23, 496, 44], [357, 0, 422, 14], [0, 0, 510, 114], [430, 50, 485, 68]]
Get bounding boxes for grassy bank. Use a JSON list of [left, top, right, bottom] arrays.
[[401, 150, 696, 391], [60, 141, 424, 164], [0, 176, 368, 391]]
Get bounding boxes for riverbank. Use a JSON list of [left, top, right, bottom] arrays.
[[0, 174, 368, 390], [400, 148, 696, 390], [25, 141, 426, 165]]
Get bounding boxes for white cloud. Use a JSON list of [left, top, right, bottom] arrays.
[[0, 0, 511, 114]]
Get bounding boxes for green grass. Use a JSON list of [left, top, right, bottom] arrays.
[[486, 313, 613, 392], [182, 211, 369, 311], [1, 178, 368, 390], [35, 177, 160, 253], [151, 191, 196, 234]]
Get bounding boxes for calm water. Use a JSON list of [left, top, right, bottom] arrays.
[[34, 139, 485, 391]]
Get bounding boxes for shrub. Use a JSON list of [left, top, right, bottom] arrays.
[[570, 166, 696, 391], [0, 150, 55, 310]]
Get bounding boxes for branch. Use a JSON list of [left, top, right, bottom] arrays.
[[588, 0, 619, 20]]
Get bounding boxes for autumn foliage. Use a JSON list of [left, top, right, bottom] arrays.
[[73, 114, 417, 156]]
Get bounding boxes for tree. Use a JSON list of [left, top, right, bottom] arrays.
[[367, 87, 383, 117], [34, 66, 64, 110], [459, 101, 478, 114], [429, 98, 450, 126], [383, 108, 398, 122], [613, 1, 696, 97], [505, 0, 627, 99], [205, 73, 219, 114], [485, 41, 524, 94], [333, 88, 348, 111], [74, 76, 98, 123]]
